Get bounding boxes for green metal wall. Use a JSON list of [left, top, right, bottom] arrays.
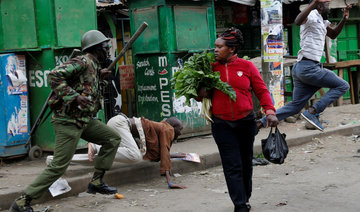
[[337, 24, 359, 61], [0, 0, 38, 50], [54, 0, 97, 47], [334, 23, 358, 100], [174, 6, 211, 51], [0, 0, 97, 151], [0, 0, 96, 51], [129, 0, 216, 136]]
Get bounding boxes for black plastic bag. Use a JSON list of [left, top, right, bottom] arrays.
[[261, 127, 288, 164]]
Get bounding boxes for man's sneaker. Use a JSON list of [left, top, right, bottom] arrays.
[[9, 194, 33, 212], [301, 110, 324, 131], [87, 182, 117, 194]]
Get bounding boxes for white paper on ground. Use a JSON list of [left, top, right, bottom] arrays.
[[171, 153, 201, 163], [183, 153, 201, 163], [49, 177, 71, 197]]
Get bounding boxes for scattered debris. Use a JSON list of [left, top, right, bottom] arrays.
[[207, 188, 227, 194], [115, 193, 124, 199], [314, 145, 324, 150], [48, 178, 71, 197], [285, 116, 297, 123], [305, 121, 316, 130], [322, 184, 337, 191], [78, 192, 92, 198], [129, 200, 138, 206], [353, 148, 360, 157], [352, 134, 359, 143], [322, 120, 330, 125], [173, 173, 182, 177], [342, 120, 360, 125], [143, 189, 158, 193], [199, 171, 209, 175], [252, 157, 269, 166], [297, 166, 310, 171], [142, 189, 158, 196], [276, 201, 288, 207], [40, 206, 51, 212], [304, 151, 313, 154], [312, 137, 324, 145]]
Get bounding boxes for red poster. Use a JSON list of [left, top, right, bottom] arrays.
[[119, 65, 135, 90]]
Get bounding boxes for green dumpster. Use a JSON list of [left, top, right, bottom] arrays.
[[129, 0, 216, 136], [0, 0, 97, 152]]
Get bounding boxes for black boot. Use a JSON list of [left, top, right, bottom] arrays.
[[9, 194, 33, 212], [87, 170, 117, 195]]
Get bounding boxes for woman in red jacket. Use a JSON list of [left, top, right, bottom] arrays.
[[198, 27, 279, 212]]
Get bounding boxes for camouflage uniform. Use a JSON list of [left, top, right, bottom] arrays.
[[48, 53, 104, 126], [23, 53, 121, 199]]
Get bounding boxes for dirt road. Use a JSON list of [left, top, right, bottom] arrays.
[[7, 133, 360, 212]]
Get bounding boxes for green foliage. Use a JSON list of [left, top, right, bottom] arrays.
[[171, 52, 236, 106], [255, 153, 265, 159], [242, 55, 251, 60]]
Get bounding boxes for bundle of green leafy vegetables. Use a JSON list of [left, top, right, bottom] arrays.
[[171, 51, 236, 106]]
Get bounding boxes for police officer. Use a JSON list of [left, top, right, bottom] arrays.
[[10, 30, 121, 212]]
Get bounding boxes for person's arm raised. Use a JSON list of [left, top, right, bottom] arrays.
[[326, 5, 351, 39], [294, 0, 331, 25]]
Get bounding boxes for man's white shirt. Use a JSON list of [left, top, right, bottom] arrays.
[[297, 9, 331, 62]]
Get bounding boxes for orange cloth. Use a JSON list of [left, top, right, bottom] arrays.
[[141, 117, 174, 175]]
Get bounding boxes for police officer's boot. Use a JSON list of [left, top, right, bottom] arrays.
[[87, 170, 117, 194], [9, 194, 33, 212]]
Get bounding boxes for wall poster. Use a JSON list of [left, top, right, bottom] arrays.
[[261, 0, 284, 109]]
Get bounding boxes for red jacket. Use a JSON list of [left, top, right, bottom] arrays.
[[211, 55, 275, 121]]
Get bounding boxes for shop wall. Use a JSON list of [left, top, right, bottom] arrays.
[[214, 1, 262, 58]]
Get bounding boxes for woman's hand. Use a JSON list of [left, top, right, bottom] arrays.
[[266, 114, 279, 128], [195, 87, 211, 102]]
